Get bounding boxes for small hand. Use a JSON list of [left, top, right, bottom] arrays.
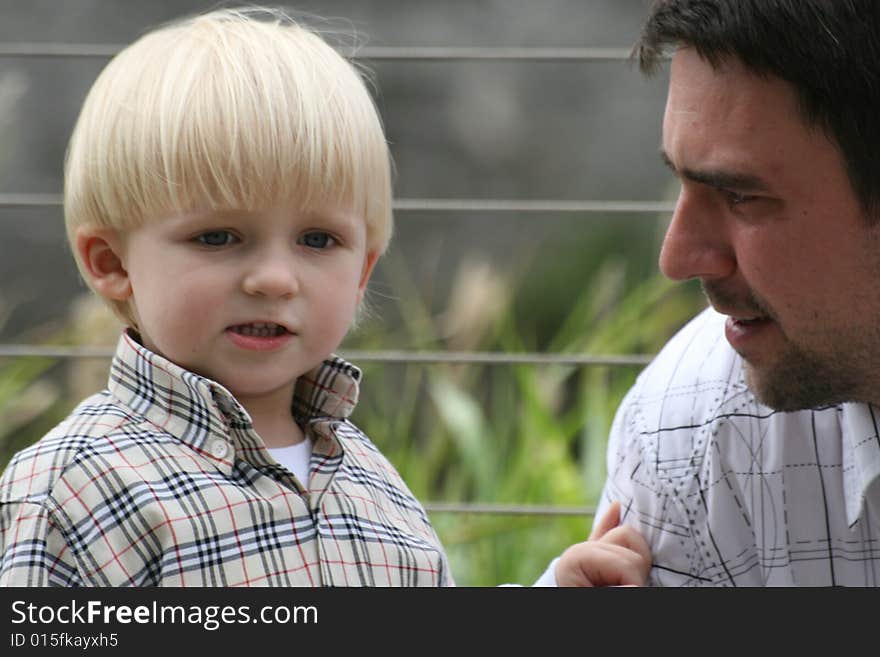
[[555, 501, 652, 587]]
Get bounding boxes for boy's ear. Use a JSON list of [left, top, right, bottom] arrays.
[[74, 226, 132, 301], [357, 251, 380, 301]]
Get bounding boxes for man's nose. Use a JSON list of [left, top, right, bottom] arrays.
[[658, 187, 736, 282]]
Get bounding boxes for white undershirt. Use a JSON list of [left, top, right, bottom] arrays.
[[267, 438, 312, 487]]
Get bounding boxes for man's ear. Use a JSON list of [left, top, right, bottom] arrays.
[[356, 251, 380, 303], [74, 226, 132, 301]]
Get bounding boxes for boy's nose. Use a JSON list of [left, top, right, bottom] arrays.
[[658, 188, 736, 282], [242, 254, 299, 299]]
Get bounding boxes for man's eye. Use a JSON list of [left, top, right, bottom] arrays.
[[300, 232, 335, 249], [196, 231, 236, 246], [725, 191, 757, 206]]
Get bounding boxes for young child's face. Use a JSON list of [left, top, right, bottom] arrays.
[[115, 206, 377, 404]]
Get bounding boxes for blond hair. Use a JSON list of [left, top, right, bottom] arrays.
[[64, 7, 393, 323]]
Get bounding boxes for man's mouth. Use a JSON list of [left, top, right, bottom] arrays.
[[228, 322, 290, 337], [702, 283, 774, 328], [723, 311, 777, 355], [729, 315, 770, 326]]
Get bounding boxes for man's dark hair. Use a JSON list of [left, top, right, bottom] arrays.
[[635, 0, 880, 219]]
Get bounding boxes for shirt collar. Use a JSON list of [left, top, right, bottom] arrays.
[[107, 330, 362, 452], [840, 402, 880, 526]]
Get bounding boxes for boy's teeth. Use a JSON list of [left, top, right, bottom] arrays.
[[232, 323, 285, 337]]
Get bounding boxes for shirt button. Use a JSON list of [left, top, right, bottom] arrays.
[[210, 440, 229, 459]]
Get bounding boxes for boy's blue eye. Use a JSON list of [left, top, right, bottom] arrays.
[[196, 231, 236, 246], [300, 232, 335, 249]]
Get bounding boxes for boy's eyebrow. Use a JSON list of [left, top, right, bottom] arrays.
[[659, 149, 772, 192]]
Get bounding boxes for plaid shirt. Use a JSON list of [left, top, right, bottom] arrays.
[[599, 308, 880, 586], [0, 332, 452, 586]]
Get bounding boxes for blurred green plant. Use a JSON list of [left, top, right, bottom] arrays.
[[349, 244, 703, 586], [0, 356, 64, 466], [0, 295, 121, 468]]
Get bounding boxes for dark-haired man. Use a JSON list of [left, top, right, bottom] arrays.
[[597, 0, 880, 585]]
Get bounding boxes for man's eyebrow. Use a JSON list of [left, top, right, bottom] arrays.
[[659, 149, 771, 192]]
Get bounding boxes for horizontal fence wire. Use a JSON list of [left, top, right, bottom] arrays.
[[0, 193, 674, 214], [392, 199, 674, 213], [0, 345, 653, 367], [422, 502, 595, 517], [0, 43, 635, 61]]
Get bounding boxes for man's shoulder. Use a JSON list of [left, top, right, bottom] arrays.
[[634, 307, 746, 403], [613, 308, 758, 467], [614, 308, 831, 470], [0, 390, 143, 504]]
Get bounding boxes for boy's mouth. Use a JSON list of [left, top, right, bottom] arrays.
[[227, 322, 290, 337]]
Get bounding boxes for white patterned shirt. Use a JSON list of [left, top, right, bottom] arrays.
[[0, 331, 452, 586], [598, 308, 880, 586]]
